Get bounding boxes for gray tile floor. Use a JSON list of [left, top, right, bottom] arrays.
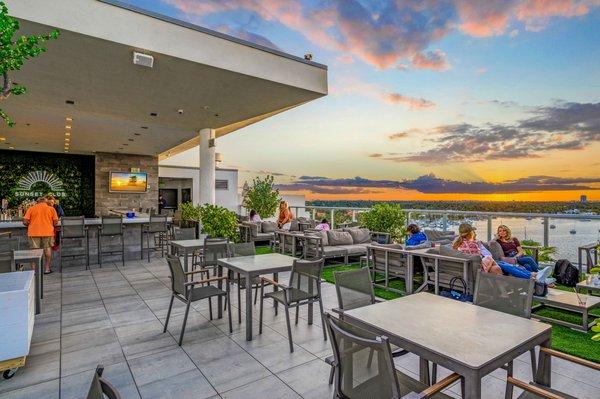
[[1, 257, 599, 399]]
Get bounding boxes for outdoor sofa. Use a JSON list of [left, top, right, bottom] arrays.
[[302, 228, 391, 264]]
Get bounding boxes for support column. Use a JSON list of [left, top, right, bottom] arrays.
[[199, 128, 216, 205]]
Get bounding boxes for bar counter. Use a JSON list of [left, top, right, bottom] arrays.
[[0, 216, 172, 266]]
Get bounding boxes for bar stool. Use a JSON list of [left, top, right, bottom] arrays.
[[60, 216, 89, 270], [98, 216, 125, 267], [141, 215, 168, 262]]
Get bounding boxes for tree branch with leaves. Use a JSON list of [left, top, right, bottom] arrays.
[[0, 1, 59, 126], [242, 175, 281, 219]]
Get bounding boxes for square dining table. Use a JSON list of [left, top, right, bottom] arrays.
[[343, 292, 552, 399], [217, 253, 297, 341], [169, 234, 208, 272]]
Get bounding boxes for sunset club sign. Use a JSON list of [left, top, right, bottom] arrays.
[[14, 170, 66, 198]]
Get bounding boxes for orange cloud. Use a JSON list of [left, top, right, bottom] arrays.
[[411, 50, 451, 71], [384, 93, 435, 109]]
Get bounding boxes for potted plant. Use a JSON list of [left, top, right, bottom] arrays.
[[198, 204, 239, 242]]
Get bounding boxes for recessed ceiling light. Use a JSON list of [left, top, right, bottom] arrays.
[[118, 147, 124, 150], [66, 100, 75, 105], [0, 137, 5, 141], [65, 125, 71, 129], [141, 126, 148, 129], [64, 150, 69, 153], [214, 113, 219, 117], [8, 146, 14, 149], [134, 133, 141, 136], [65, 138, 70, 142], [65, 132, 71, 136], [66, 117, 73, 122], [203, 105, 210, 110], [123, 143, 129, 146]]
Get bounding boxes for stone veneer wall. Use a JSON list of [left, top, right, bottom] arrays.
[[94, 152, 158, 216]]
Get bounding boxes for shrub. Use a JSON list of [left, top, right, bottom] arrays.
[[243, 175, 280, 219], [521, 239, 556, 262], [359, 203, 406, 243], [198, 204, 239, 242]]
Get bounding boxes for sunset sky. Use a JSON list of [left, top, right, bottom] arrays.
[[129, 0, 600, 201]]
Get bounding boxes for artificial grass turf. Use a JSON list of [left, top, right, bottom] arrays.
[[256, 247, 600, 362]]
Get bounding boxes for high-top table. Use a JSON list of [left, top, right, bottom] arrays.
[[169, 235, 208, 273], [13, 249, 43, 314], [217, 253, 296, 341], [343, 293, 552, 399]]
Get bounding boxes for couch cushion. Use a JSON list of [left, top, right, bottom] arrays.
[[372, 243, 404, 250], [425, 230, 456, 242], [309, 230, 328, 246], [346, 228, 371, 244], [487, 240, 505, 260], [327, 230, 353, 246], [261, 221, 277, 233], [343, 244, 369, 255], [322, 246, 347, 256], [439, 245, 477, 260], [289, 220, 299, 231]]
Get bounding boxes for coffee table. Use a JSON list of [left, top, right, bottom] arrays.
[[576, 279, 600, 295], [533, 288, 600, 331]]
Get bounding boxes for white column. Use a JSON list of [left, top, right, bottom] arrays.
[[199, 128, 216, 205]]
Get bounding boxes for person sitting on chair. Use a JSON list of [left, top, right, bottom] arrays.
[[249, 209, 262, 223], [405, 224, 428, 246], [453, 224, 552, 282], [277, 201, 294, 229], [315, 218, 330, 231], [496, 225, 539, 272]]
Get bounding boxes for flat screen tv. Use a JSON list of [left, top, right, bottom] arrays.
[[109, 172, 148, 193]]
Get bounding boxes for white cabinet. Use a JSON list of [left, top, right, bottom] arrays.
[[0, 271, 35, 360]]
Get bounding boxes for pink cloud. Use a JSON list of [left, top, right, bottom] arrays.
[[384, 93, 435, 109], [411, 50, 450, 71]]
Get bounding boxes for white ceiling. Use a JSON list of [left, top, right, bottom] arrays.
[[0, 16, 326, 157]]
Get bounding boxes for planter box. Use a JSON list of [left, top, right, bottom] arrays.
[[0, 271, 35, 360]]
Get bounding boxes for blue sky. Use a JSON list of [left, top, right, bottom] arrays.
[[123, 0, 600, 201]]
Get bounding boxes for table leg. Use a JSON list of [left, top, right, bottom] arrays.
[[273, 272, 279, 313], [535, 338, 552, 387], [245, 272, 253, 341], [39, 257, 44, 299], [419, 357, 430, 385], [217, 265, 223, 319], [183, 249, 189, 273], [462, 370, 482, 399]]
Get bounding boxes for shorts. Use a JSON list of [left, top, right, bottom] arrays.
[[29, 236, 53, 249]]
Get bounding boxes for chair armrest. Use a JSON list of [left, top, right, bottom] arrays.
[[261, 276, 288, 289], [402, 373, 462, 399], [506, 377, 562, 399], [540, 347, 600, 371], [186, 276, 228, 286], [184, 269, 210, 276]]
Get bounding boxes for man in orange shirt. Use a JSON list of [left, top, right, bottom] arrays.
[[23, 197, 59, 274]]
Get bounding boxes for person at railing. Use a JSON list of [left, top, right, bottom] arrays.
[[277, 200, 294, 229], [453, 224, 552, 282], [496, 224, 539, 272], [315, 218, 330, 231], [405, 223, 428, 246], [249, 209, 262, 223]]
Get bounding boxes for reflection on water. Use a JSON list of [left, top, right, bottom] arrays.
[[449, 217, 600, 262]]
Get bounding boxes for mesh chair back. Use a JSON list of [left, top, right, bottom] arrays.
[[288, 259, 324, 297], [229, 242, 255, 257], [474, 270, 534, 318], [100, 216, 123, 236], [202, 238, 230, 266], [61, 216, 86, 239], [0, 251, 14, 273], [325, 313, 400, 399], [166, 254, 186, 296], [148, 215, 168, 233], [174, 227, 196, 240], [334, 268, 375, 311]]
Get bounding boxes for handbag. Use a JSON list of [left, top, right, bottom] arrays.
[[440, 277, 473, 302]]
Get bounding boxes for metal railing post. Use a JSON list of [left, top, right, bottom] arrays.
[[311, 208, 315, 220], [442, 213, 448, 232], [543, 217, 549, 247], [406, 211, 411, 227], [487, 215, 493, 242], [351, 210, 356, 222], [330, 209, 335, 229]]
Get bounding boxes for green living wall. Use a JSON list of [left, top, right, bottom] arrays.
[[0, 150, 95, 216]]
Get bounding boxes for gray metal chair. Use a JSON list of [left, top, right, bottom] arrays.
[[86, 364, 121, 399], [505, 348, 600, 399], [259, 258, 326, 353], [328, 268, 408, 384], [473, 270, 537, 378], [141, 215, 169, 262], [173, 227, 196, 240], [200, 238, 230, 275], [324, 312, 461, 399], [98, 216, 125, 267], [163, 254, 232, 345], [60, 216, 89, 269]]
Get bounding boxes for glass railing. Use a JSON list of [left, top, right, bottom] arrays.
[[289, 205, 600, 265]]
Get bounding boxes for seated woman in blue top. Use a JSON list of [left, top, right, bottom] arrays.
[[405, 224, 428, 246]]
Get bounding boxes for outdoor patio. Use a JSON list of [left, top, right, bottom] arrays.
[[1, 256, 599, 399]]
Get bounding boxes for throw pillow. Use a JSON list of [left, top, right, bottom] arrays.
[[327, 230, 353, 246]]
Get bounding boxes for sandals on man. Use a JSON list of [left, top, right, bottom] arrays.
[[44, 270, 53, 275]]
